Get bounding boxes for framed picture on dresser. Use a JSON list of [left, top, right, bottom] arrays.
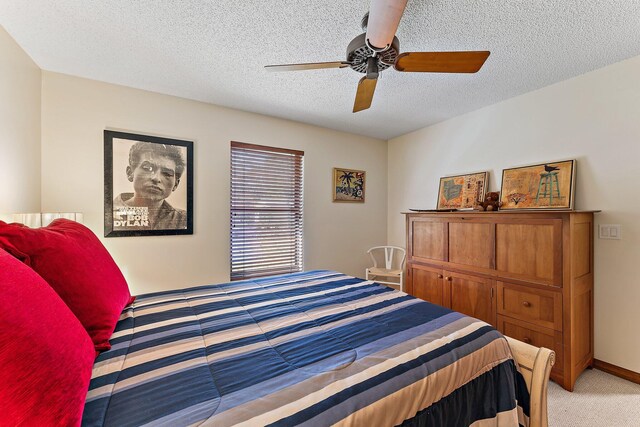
[[104, 130, 194, 237], [500, 159, 575, 210], [436, 171, 488, 210]]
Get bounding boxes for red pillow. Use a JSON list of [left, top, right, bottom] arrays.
[[0, 248, 96, 426], [0, 219, 134, 352]]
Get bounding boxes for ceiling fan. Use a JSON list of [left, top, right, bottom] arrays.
[[265, 0, 490, 113]]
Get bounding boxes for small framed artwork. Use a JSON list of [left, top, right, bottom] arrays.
[[333, 168, 365, 202], [104, 130, 194, 237], [500, 159, 576, 210], [436, 171, 488, 210]]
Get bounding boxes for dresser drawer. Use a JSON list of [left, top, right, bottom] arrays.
[[497, 281, 562, 331], [497, 315, 563, 376]]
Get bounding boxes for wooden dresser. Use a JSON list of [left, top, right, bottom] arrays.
[[404, 211, 596, 391]]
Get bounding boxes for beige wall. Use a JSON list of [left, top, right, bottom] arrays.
[[41, 72, 388, 294], [387, 55, 640, 372], [0, 27, 41, 213]]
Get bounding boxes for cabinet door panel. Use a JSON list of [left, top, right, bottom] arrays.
[[408, 265, 447, 307], [410, 218, 447, 263], [495, 220, 562, 286], [449, 221, 494, 269], [446, 271, 495, 326]]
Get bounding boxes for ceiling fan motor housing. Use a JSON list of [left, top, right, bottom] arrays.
[[347, 33, 399, 75]]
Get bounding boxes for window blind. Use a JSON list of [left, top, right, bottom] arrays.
[[230, 141, 304, 280]]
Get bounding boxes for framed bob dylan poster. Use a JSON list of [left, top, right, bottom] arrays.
[[104, 130, 194, 237], [333, 168, 365, 202], [500, 159, 575, 210], [436, 172, 488, 210]]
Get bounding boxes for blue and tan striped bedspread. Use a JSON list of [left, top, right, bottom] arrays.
[[83, 270, 529, 426]]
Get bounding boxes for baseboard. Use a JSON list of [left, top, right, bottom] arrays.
[[594, 359, 640, 385]]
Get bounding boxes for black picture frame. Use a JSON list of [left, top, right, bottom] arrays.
[[104, 130, 194, 237]]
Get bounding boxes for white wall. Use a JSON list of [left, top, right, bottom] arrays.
[[387, 55, 640, 373], [41, 72, 387, 294], [0, 27, 41, 213]]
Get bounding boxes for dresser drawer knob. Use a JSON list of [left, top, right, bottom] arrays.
[[522, 301, 531, 307], [437, 274, 443, 279], [523, 337, 532, 344], [445, 276, 452, 281]]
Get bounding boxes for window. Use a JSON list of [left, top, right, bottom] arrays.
[[230, 142, 304, 280]]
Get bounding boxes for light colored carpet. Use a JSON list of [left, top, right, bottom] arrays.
[[548, 369, 640, 426]]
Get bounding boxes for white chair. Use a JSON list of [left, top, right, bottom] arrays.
[[365, 246, 406, 292]]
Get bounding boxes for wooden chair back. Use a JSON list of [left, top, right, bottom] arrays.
[[367, 246, 406, 270]]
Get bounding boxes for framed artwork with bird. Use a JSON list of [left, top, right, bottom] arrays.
[[500, 160, 576, 210]]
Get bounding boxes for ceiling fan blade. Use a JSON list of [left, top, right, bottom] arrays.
[[353, 77, 378, 113], [394, 51, 491, 73], [265, 61, 350, 72], [366, 0, 408, 50]]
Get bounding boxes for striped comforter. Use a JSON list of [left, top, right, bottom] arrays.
[[83, 270, 529, 426]]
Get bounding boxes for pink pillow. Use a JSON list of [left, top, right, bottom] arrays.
[[0, 248, 95, 426], [0, 219, 134, 352]]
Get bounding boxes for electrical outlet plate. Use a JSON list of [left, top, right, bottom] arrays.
[[599, 224, 621, 240]]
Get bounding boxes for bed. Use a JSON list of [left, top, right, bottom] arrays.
[[82, 270, 545, 427], [1, 219, 552, 427]]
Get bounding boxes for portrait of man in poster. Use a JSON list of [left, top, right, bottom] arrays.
[[110, 138, 189, 232]]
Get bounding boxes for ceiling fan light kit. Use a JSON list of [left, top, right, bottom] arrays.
[[265, 0, 490, 113]]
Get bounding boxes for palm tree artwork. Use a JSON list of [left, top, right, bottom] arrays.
[[333, 168, 365, 202], [340, 171, 354, 193]]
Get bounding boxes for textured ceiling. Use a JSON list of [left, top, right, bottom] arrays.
[[2, 0, 640, 139]]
